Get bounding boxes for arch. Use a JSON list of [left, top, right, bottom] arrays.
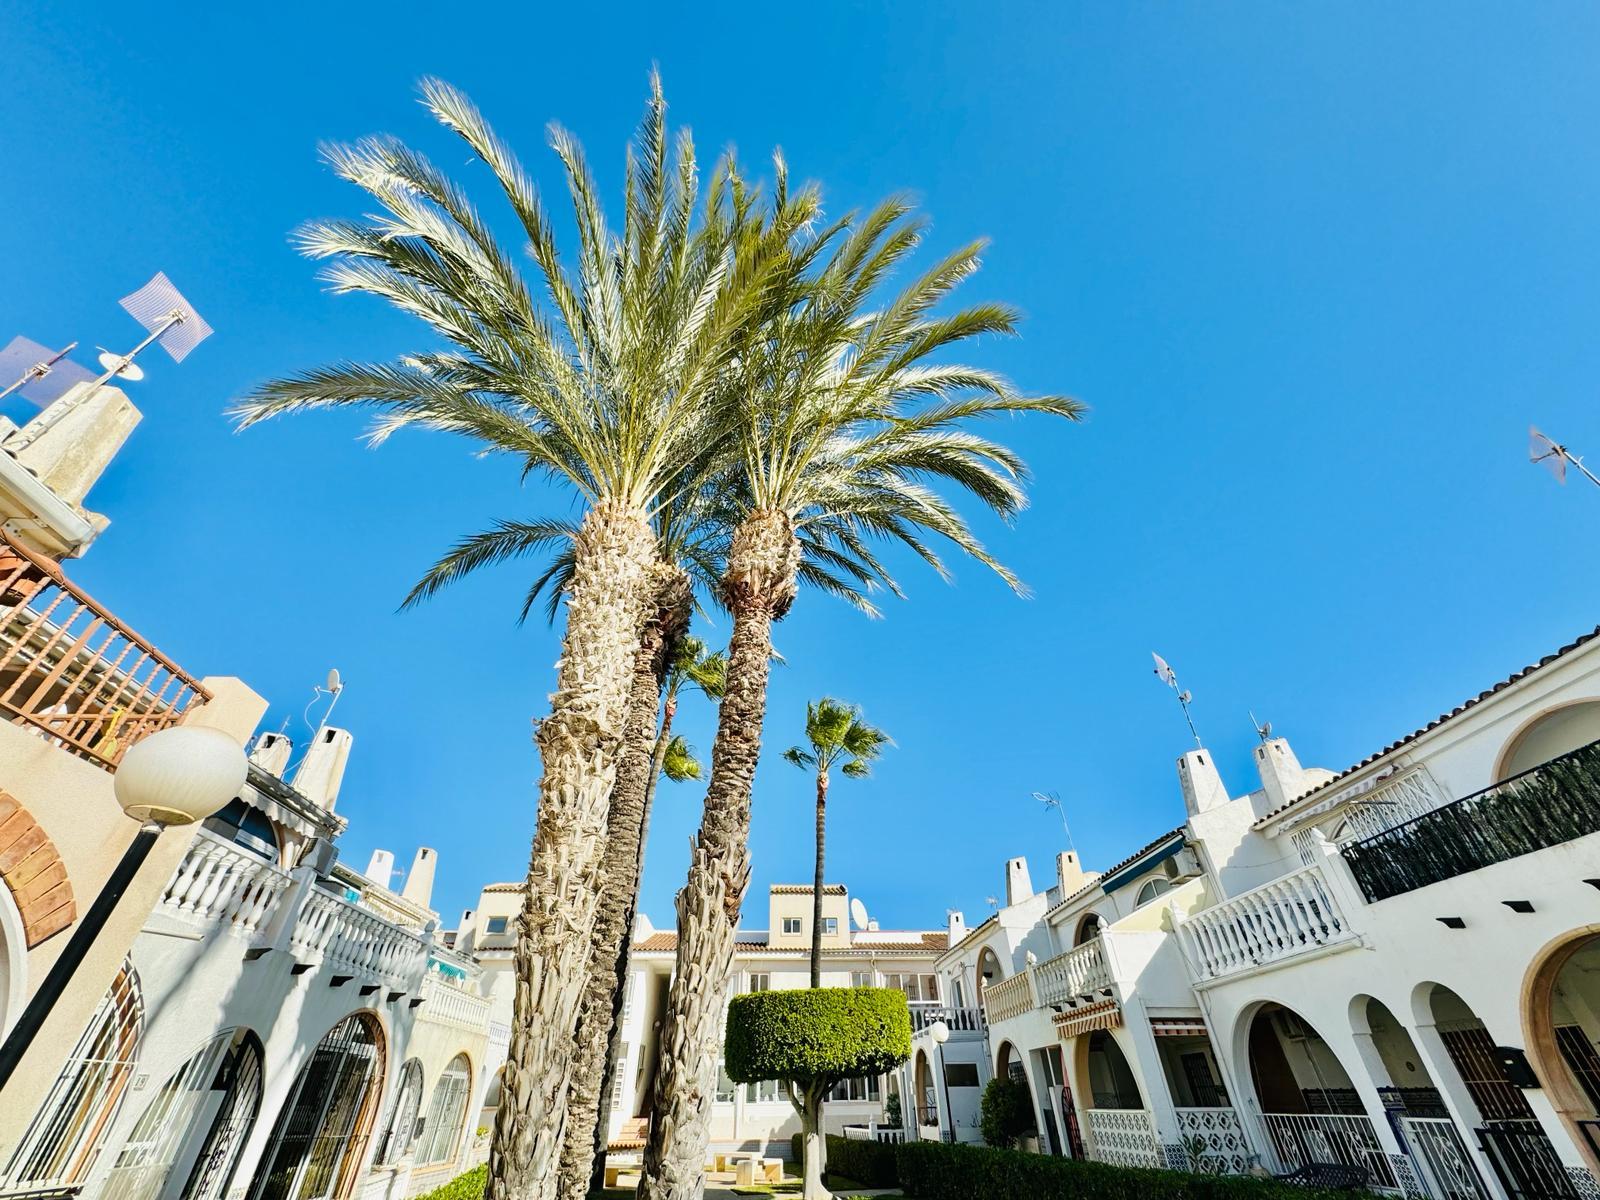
[[1134, 877, 1172, 908], [102, 1027, 263, 1200], [976, 946, 1005, 989], [1347, 994, 1443, 1109], [1522, 927, 1600, 1176], [376, 1058, 425, 1165], [1081, 1028, 1143, 1109], [1417, 983, 1535, 1124], [1074, 913, 1103, 946], [996, 1040, 1027, 1083], [913, 1050, 936, 1126], [183, 1030, 265, 1200], [4, 959, 142, 1191], [0, 871, 26, 1036], [248, 1010, 385, 1200], [0, 790, 76, 947], [416, 1053, 472, 1166], [1493, 699, 1600, 784]]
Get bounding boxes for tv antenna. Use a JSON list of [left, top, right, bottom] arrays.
[[1529, 426, 1600, 490], [0, 338, 96, 406], [6, 273, 213, 450], [1152, 652, 1202, 747], [1250, 711, 1273, 743], [1032, 791, 1076, 853]]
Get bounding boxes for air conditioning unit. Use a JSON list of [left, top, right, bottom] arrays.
[[1162, 846, 1203, 883]]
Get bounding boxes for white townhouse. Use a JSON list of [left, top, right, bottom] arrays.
[[919, 625, 1600, 1200]]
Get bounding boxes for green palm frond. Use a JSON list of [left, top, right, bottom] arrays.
[[788, 697, 890, 779], [661, 734, 702, 782]]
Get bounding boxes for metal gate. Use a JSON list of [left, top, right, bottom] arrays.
[[1477, 1122, 1579, 1200], [1400, 1116, 1487, 1200]]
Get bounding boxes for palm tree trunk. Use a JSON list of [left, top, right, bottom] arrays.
[[811, 772, 827, 988], [638, 511, 800, 1200], [557, 566, 691, 1200], [489, 502, 658, 1200]]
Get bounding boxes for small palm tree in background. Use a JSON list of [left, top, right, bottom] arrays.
[[784, 699, 889, 987]]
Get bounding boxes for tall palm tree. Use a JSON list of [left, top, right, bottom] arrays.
[[783, 699, 889, 987], [638, 185, 1084, 1199], [232, 77, 810, 1200]]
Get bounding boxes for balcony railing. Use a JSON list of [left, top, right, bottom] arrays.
[[1341, 739, 1600, 902], [161, 828, 291, 936], [0, 530, 208, 766], [291, 887, 429, 988], [981, 972, 1036, 1024], [1035, 938, 1112, 1008], [419, 971, 493, 1031], [908, 1002, 985, 1034], [1177, 862, 1354, 982]]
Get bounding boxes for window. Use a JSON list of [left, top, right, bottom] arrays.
[[851, 971, 873, 988], [885, 973, 921, 1001], [828, 1076, 882, 1102], [823, 917, 839, 934], [715, 1064, 737, 1104], [923, 974, 940, 1001], [377, 1059, 425, 1164], [782, 917, 802, 934], [417, 1055, 471, 1164], [611, 1045, 629, 1109], [747, 973, 770, 993], [746, 1078, 782, 1104], [485, 916, 509, 935], [943, 1062, 981, 1088], [1135, 877, 1172, 907]]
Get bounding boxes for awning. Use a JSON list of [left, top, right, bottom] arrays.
[[1054, 999, 1122, 1039], [1149, 1016, 1210, 1038]]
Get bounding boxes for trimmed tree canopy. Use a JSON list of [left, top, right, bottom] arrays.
[[725, 988, 912, 1085]]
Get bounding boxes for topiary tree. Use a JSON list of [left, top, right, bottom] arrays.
[[979, 1075, 1035, 1149], [725, 988, 911, 1199]]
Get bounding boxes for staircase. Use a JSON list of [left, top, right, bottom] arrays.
[[609, 1117, 649, 1150]]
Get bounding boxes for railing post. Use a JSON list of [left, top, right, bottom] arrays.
[[260, 865, 316, 958]]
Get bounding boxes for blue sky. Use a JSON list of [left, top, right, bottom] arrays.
[[5, 4, 1600, 932]]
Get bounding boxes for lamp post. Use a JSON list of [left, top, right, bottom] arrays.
[[0, 726, 246, 1090], [929, 1019, 954, 1144]]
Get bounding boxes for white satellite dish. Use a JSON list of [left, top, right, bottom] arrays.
[[327, 668, 343, 693], [96, 350, 144, 381], [850, 897, 869, 931]]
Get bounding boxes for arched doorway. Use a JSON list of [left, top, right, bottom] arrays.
[[249, 1011, 384, 1200], [976, 947, 1004, 1005], [1072, 1029, 1161, 1167], [1523, 932, 1600, 1183], [416, 1054, 472, 1166], [997, 1041, 1027, 1084], [102, 1028, 264, 1200], [1243, 1002, 1391, 1184], [913, 1051, 936, 1128], [2, 959, 143, 1193], [375, 1058, 424, 1165], [1075, 914, 1103, 945]]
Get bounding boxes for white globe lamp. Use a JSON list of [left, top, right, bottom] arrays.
[[114, 726, 248, 826]]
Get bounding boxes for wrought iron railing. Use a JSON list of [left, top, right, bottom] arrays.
[[1342, 740, 1600, 902], [0, 530, 208, 766]]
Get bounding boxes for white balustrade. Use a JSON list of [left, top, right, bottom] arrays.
[[419, 972, 492, 1032], [1175, 1107, 1253, 1174], [1034, 938, 1112, 1008], [908, 1002, 986, 1033], [290, 886, 428, 988], [160, 829, 291, 936], [1084, 1108, 1162, 1168], [842, 1125, 907, 1144], [1177, 863, 1354, 982], [981, 971, 1036, 1024]]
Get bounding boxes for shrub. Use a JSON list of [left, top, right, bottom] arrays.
[[824, 1134, 898, 1188], [979, 1075, 1034, 1148], [413, 1164, 487, 1200], [893, 1140, 1387, 1200], [884, 1090, 903, 1128], [726, 988, 911, 1199]]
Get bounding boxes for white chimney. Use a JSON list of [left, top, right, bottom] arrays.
[[249, 731, 292, 778], [401, 847, 437, 909], [1253, 737, 1309, 818], [1056, 850, 1088, 897], [291, 726, 352, 811], [947, 911, 967, 944], [365, 849, 395, 891], [1005, 857, 1034, 905], [1177, 748, 1230, 816]]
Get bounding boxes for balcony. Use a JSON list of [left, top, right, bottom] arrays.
[[0, 530, 207, 767], [980, 971, 1035, 1024], [419, 969, 493, 1032], [1035, 937, 1113, 1008], [908, 1001, 985, 1037], [1341, 739, 1600, 902], [1176, 862, 1356, 983]]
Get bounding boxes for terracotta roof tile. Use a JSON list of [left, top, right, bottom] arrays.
[[770, 884, 847, 895]]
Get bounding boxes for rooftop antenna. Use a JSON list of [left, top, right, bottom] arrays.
[[985, 896, 999, 912], [1529, 426, 1600, 490], [0, 338, 95, 406], [7, 273, 213, 451], [302, 668, 345, 736], [1032, 790, 1076, 853], [1250, 711, 1273, 743], [1152, 652, 1202, 748]]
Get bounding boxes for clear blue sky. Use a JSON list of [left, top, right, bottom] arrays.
[[6, 5, 1600, 932]]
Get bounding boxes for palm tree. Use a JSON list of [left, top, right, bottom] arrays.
[[783, 699, 889, 987], [638, 187, 1084, 1199], [232, 77, 810, 1200]]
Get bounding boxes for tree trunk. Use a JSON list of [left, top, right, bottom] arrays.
[[488, 502, 657, 1200], [811, 772, 827, 988], [788, 1080, 833, 1200], [557, 566, 691, 1200], [638, 511, 800, 1200]]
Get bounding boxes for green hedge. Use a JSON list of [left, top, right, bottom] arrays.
[[413, 1164, 486, 1200], [825, 1134, 899, 1188], [894, 1141, 1384, 1200], [725, 988, 911, 1084]]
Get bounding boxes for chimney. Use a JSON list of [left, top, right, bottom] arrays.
[[401, 847, 437, 909], [292, 726, 353, 810], [365, 849, 395, 891], [867, 919, 879, 931], [947, 911, 966, 944], [1056, 850, 1088, 897], [249, 731, 292, 778], [1253, 737, 1309, 818], [1005, 857, 1033, 905], [1177, 748, 1230, 816]]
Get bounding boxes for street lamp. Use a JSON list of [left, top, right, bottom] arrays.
[[929, 1019, 954, 1144], [0, 726, 246, 1089]]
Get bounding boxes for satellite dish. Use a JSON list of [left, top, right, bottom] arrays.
[[850, 897, 869, 931], [327, 668, 342, 693], [96, 350, 143, 381]]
